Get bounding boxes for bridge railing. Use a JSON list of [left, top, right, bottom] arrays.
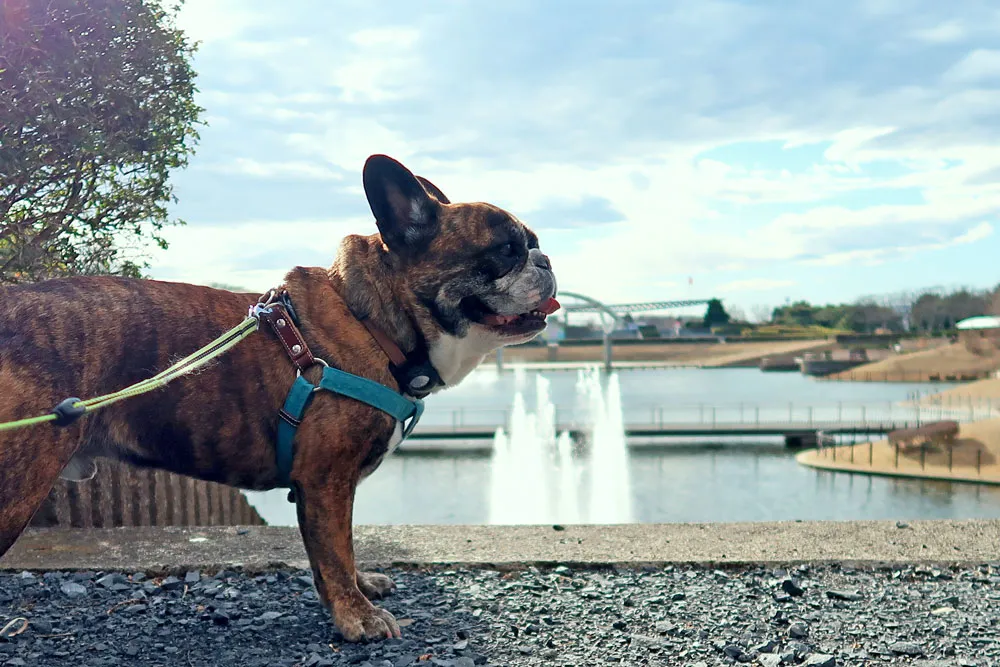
[[415, 400, 997, 432]]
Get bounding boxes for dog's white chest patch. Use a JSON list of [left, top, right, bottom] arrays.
[[361, 421, 404, 481], [429, 329, 503, 387], [386, 421, 404, 455]]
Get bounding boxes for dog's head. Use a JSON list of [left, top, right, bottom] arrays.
[[360, 154, 559, 385]]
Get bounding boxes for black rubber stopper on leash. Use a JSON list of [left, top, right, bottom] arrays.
[[51, 398, 86, 427]]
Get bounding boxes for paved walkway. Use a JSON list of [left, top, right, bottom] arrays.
[[3, 520, 999, 572]]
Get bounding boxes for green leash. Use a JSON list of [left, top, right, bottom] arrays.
[[0, 315, 259, 432]]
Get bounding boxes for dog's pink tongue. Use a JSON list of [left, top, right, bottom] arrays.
[[538, 297, 561, 315], [483, 313, 517, 326]]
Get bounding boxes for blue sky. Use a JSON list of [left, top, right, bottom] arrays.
[[151, 0, 1000, 319]]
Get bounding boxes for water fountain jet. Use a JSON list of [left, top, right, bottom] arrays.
[[488, 367, 633, 524]]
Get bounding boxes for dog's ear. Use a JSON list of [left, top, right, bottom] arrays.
[[363, 155, 441, 255], [417, 176, 451, 204]]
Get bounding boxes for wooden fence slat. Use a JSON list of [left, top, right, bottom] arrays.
[[30, 462, 264, 528]]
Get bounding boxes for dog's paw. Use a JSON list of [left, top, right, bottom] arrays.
[[334, 598, 401, 643], [356, 570, 396, 600]]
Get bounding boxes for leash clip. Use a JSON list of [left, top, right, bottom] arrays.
[[248, 289, 281, 329], [248, 303, 272, 328]]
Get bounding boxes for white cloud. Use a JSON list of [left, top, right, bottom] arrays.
[[173, 0, 264, 44], [349, 27, 420, 48], [822, 126, 899, 165], [910, 21, 966, 44], [287, 118, 419, 173], [226, 37, 311, 59], [329, 27, 423, 103], [199, 158, 343, 181], [798, 221, 993, 267], [148, 218, 369, 291], [715, 279, 796, 293], [952, 221, 994, 244], [154, 0, 1000, 310], [944, 49, 1000, 83]]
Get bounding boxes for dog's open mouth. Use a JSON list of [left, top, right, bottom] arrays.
[[462, 296, 561, 336]]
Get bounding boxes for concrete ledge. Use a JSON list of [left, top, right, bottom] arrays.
[[2, 520, 999, 572]]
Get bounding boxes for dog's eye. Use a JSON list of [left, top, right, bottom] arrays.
[[498, 243, 514, 257]]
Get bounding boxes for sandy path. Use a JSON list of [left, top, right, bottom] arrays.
[[796, 417, 1000, 484], [830, 343, 1000, 382]]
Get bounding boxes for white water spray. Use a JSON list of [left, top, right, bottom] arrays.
[[487, 367, 632, 524], [581, 370, 633, 523]]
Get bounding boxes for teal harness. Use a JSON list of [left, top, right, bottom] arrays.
[[253, 293, 424, 497], [275, 365, 424, 489]]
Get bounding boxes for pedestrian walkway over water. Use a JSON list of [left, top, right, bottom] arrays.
[[409, 401, 993, 444]]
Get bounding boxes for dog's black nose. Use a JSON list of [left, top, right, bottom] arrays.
[[532, 251, 552, 271]]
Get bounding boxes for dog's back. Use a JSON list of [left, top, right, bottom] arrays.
[[0, 277, 284, 553], [0, 276, 253, 397]]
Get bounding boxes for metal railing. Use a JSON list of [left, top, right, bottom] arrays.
[[811, 436, 993, 479], [416, 400, 998, 433]]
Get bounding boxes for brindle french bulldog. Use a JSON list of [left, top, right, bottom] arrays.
[[0, 154, 559, 642]]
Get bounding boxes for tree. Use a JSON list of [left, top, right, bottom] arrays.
[[750, 304, 773, 324], [0, 0, 202, 284], [773, 300, 817, 327], [703, 298, 730, 328], [940, 289, 988, 325], [911, 292, 945, 332], [841, 300, 903, 333], [909, 287, 990, 331], [726, 304, 747, 323]]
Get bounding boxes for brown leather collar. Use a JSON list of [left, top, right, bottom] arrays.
[[359, 316, 443, 397], [360, 319, 407, 367]]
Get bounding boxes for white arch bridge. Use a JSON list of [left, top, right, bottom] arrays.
[[496, 291, 718, 371]]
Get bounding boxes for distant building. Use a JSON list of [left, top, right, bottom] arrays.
[[955, 316, 1000, 331], [635, 315, 684, 337]]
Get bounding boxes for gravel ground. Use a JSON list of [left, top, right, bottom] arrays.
[[1, 562, 999, 666]]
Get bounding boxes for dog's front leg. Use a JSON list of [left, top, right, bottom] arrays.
[[294, 476, 400, 642]]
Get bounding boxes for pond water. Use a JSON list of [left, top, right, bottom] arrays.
[[245, 367, 1000, 526]]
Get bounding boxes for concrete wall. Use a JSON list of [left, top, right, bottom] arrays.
[[30, 461, 265, 528]]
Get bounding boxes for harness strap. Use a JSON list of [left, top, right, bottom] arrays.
[[259, 290, 425, 495], [275, 366, 424, 488], [276, 376, 315, 482], [257, 300, 316, 371]]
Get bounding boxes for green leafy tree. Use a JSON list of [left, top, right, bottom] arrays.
[[703, 298, 730, 328], [773, 301, 817, 327], [0, 0, 202, 284]]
